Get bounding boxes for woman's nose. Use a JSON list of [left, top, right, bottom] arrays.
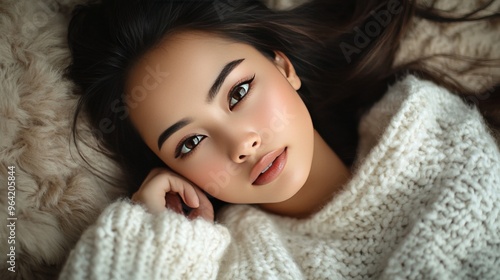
[[231, 131, 261, 163]]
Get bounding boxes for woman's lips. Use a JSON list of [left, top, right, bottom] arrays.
[[251, 147, 287, 185]]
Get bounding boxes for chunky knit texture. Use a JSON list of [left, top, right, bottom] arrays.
[[59, 76, 500, 279]]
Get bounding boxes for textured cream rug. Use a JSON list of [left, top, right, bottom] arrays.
[[0, 0, 126, 279], [0, 0, 498, 279]]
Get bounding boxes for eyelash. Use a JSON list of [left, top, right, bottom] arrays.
[[174, 74, 256, 159], [228, 74, 255, 110], [175, 134, 205, 159]]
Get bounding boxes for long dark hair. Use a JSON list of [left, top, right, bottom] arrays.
[[67, 0, 499, 198]]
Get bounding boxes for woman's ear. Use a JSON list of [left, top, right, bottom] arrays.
[[273, 51, 301, 90]]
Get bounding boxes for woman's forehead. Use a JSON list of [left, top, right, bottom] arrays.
[[126, 31, 258, 92]]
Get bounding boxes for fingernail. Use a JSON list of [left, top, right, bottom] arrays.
[[193, 196, 200, 208]]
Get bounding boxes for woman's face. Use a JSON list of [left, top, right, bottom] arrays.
[[127, 31, 314, 204]]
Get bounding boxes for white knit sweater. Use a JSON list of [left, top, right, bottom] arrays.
[[59, 76, 500, 280]]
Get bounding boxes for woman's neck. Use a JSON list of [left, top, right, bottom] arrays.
[[259, 130, 351, 218]]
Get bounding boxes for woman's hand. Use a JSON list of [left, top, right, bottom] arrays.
[[131, 168, 214, 221]]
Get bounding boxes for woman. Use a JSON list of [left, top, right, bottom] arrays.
[[61, 0, 500, 278]]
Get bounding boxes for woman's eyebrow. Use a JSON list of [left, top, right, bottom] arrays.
[[206, 58, 245, 103], [157, 118, 192, 150]]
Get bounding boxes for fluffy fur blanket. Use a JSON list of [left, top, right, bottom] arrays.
[[0, 1, 126, 279], [0, 0, 498, 279]]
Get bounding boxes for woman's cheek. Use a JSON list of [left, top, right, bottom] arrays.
[[190, 159, 234, 198], [258, 83, 297, 138]]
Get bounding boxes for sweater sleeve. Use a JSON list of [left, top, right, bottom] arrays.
[[58, 199, 231, 280]]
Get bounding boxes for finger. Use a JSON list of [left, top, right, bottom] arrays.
[[132, 171, 174, 214], [165, 192, 183, 215], [133, 169, 200, 214], [147, 169, 199, 208], [141, 167, 165, 186], [188, 187, 214, 222], [166, 175, 200, 208]]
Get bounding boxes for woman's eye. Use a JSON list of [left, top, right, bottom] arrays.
[[176, 135, 205, 158], [229, 83, 249, 109], [228, 75, 254, 110]]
